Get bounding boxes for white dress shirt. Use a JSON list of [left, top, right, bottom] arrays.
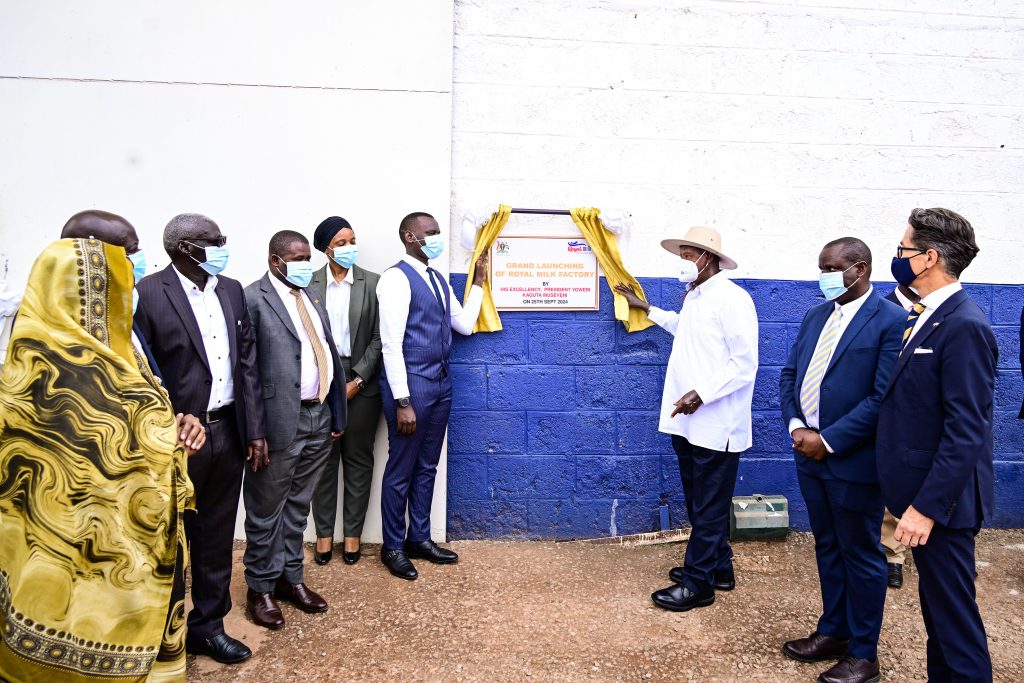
[[174, 266, 234, 410], [646, 273, 759, 452], [906, 281, 962, 346], [377, 254, 484, 399], [268, 272, 335, 401], [325, 267, 355, 358], [892, 286, 915, 312], [788, 286, 873, 448]]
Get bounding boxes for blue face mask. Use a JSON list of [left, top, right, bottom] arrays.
[[417, 235, 445, 260], [818, 262, 861, 301], [128, 250, 147, 283], [331, 245, 359, 269], [278, 259, 313, 288], [186, 243, 230, 276], [890, 255, 924, 289]]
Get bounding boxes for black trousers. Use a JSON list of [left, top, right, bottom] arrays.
[[184, 407, 244, 638], [673, 435, 740, 594]]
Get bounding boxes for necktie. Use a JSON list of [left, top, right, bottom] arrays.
[[290, 289, 330, 403], [800, 308, 842, 422], [902, 302, 926, 349], [426, 267, 446, 312]]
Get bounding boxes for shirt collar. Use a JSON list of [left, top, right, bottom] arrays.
[[402, 254, 431, 274], [267, 271, 299, 298], [834, 285, 873, 318], [173, 264, 216, 294], [892, 286, 915, 311], [328, 267, 355, 287], [687, 271, 728, 298], [919, 281, 962, 311]]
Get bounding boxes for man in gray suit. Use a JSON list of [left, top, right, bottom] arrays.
[[309, 217, 383, 566], [242, 230, 347, 631]]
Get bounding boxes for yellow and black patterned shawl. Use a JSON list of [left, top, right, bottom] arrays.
[[0, 239, 192, 682]]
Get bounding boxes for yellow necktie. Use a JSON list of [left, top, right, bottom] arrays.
[[800, 308, 842, 420], [902, 302, 926, 348], [290, 289, 330, 403]]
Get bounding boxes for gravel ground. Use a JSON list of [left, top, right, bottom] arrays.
[[188, 529, 1024, 682]]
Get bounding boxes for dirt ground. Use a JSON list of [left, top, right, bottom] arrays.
[[187, 529, 1024, 682]]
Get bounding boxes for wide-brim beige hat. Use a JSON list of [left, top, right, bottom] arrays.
[[660, 225, 738, 270]]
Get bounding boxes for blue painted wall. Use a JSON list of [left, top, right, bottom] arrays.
[[447, 275, 1024, 539]]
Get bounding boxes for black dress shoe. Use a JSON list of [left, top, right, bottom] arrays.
[[782, 632, 849, 663], [668, 566, 736, 591], [818, 656, 880, 683], [651, 583, 715, 612], [343, 548, 362, 565], [314, 549, 333, 566], [246, 589, 285, 630], [887, 563, 903, 589], [404, 540, 459, 564], [382, 549, 418, 580], [185, 632, 252, 664], [273, 580, 328, 613]]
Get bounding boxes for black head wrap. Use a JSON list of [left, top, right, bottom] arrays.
[[313, 216, 352, 252]]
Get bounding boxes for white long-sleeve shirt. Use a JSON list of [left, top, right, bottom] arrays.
[[647, 273, 759, 452], [173, 266, 234, 410], [377, 254, 484, 398]]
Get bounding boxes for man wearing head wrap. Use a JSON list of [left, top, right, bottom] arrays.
[[308, 216, 383, 567]]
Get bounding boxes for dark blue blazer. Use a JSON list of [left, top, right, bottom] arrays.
[[132, 321, 163, 382], [780, 290, 906, 484], [876, 288, 997, 528]]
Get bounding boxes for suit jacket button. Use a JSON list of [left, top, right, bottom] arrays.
[[294, 382, 300, 388], [204, 380, 211, 386], [295, 354, 301, 361]]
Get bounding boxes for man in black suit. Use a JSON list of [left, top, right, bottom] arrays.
[[135, 213, 267, 664], [877, 207, 997, 682]]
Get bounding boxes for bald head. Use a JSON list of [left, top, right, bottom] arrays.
[[61, 210, 140, 254]]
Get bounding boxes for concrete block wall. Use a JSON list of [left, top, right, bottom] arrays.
[[447, 275, 1024, 539]]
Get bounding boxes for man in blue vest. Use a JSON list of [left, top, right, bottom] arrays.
[[376, 212, 488, 580]]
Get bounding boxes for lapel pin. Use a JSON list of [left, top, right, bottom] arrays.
[[932, 322, 941, 327]]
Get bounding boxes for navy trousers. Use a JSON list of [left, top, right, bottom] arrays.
[[380, 373, 452, 551], [673, 435, 740, 594], [913, 525, 992, 682], [797, 463, 887, 660]]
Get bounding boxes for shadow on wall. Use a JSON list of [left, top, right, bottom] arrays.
[[446, 275, 1024, 540]]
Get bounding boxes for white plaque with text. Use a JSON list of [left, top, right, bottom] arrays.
[[489, 236, 599, 311]]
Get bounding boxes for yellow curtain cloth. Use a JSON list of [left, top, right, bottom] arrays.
[[463, 205, 653, 333], [0, 239, 191, 682], [570, 207, 654, 333], [463, 204, 512, 333]]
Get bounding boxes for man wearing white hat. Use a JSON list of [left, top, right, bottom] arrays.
[[616, 226, 758, 612]]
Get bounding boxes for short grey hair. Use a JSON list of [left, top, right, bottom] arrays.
[[163, 213, 213, 256]]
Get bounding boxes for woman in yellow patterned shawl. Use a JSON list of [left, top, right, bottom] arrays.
[[0, 238, 193, 682]]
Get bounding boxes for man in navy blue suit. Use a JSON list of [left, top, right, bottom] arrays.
[[780, 237, 905, 683], [878, 207, 997, 682]]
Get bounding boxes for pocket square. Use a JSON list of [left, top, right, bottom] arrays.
[[913, 348, 933, 355]]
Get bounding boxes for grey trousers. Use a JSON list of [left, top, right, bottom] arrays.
[[243, 402, 332, 593], [311, 390, 381, 539]]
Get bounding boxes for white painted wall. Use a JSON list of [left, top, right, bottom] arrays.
[[450, 0, 1024, 283], [0, 1, 456, 543]]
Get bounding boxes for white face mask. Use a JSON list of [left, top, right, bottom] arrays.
[[678, 251, 709, 283]]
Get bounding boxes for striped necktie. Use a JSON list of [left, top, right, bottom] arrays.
[[290, 289, 330, 403], [799, 308, 842, 422], [902, 302, 926, 349]]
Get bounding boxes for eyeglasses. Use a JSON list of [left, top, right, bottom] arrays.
[[896, 244, 925, 259], [184, 236, 228, 248]]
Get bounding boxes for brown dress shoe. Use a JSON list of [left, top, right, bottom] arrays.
[[782, 632, 849, 663], [246, 589, 285, 630], [273, 580, 328, 613], [818, 656, 880, 683]]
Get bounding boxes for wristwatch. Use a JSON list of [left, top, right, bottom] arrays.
[[397, 397, 411, 408], [355, 377, 366, 391]]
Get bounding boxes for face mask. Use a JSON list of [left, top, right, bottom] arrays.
[[416, 235, 445, 260], [128, 250, 147, 283], [678, 251, 709, 283], [187, 243, 230, 276], [890, 254, 925, 289], [277, 258, 313, 288], [331, 245, 359, 269], [818, 262, 862, 301]]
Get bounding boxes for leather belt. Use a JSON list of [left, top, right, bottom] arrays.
[[201, 402, 235, 425], [300, 399, 322, 408]]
